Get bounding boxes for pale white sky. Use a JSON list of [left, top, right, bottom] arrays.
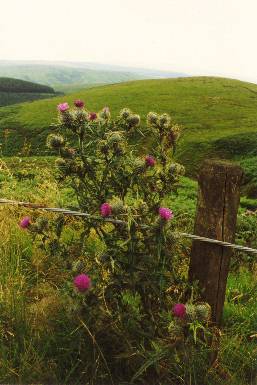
[[0, 0, 257, 82]]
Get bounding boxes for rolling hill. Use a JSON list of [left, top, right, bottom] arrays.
[[0, 77, 57, 107], [0, 63, 148, 92], [0, 61, 186, 92], [0, 76, 256, 194]]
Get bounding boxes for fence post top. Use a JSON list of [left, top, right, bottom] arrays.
[[199, 159, 244, 178]]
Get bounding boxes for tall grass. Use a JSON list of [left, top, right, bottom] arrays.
[[0, 159, 256, 384]]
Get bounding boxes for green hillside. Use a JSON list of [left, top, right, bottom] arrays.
[[0, 77, 57, 107], [0, 76, 257, 191], [0, 77, 55, 93]]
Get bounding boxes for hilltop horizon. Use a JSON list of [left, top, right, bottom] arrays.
[[0, 59, 187, 77]]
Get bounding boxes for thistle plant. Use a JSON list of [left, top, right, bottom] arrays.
[[20, 100, 215, 383], [49, 102, 185, 256]]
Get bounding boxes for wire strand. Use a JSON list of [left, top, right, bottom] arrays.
[[1, 198, 257, 255]]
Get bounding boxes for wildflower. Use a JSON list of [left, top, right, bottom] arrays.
[[89, 112, 97, 121], [100, 203, 112, 217], [74, 99, 84, 108], [172, 303, 186, 319], [159, 207, 173, 220], [19, 216, 31, 229], [74, 274, 91, 292], [57, 102, 69, 112], [145, 155, 156, 167]]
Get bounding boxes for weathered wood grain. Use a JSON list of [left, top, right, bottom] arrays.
[[189, 160, 244, 325]]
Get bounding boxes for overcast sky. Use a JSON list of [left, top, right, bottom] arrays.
[[0, 0, 257, 82]]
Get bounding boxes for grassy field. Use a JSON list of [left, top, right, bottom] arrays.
[[0, 76, 257, 193], [0, 156, 256, 384]]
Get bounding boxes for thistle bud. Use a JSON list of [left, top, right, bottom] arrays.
[[127, 114, 140, 127], [120, 108, 131, 119], [170, 163, 185, 176], [195, 303, 211, 322], [58, 110, 74, 128], [73, 109, 88, 125], [110, 198, 125, 215], [47, 134, 65, 149], [168, 124, 181, 145], [99, 106, 111, 120], [107, 131, 123, 144], [55, 158, 67, 170], [185, 304, 197, 322], [159, 113, 171, 127], [147, 112, 159, 125], [60, 147, 76, 159]]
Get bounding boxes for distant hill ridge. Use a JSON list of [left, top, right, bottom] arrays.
[[0, 77, 57, 107], [0, 77, 55, 94], [0, 61, 186, 92]]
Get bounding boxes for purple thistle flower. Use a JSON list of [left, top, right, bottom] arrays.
[[159, 207, 173, 221], [19, 216, 31, 229], [145, 155, 156, 167], [172, 303, 186, 319], [89, 112, 97, 121], [100, 203, 112, 217], [74, 274, 91, 292], [74, 99, 85, 108], [57, 102, 69, 112]]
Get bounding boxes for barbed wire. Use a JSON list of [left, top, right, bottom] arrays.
[[0, 198, 257, 255]]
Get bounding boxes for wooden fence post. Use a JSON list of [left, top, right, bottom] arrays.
[[189, 160, 243, 325]]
